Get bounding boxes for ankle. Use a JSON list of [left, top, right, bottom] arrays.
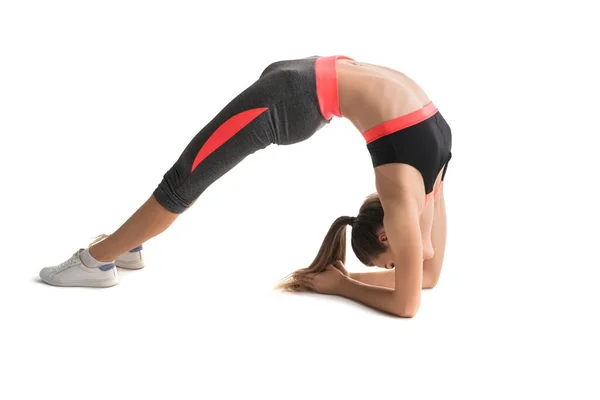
[[82, 247, 115, 268]]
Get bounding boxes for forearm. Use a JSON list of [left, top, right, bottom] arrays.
[[350, 270, 395, 288], [335, 277, 416, 317], [351, 269, 437, 290]]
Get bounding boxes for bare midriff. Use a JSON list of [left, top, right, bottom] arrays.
[[336, 59, 432, 133]]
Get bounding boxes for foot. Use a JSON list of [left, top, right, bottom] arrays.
[[39, 249, 119, 288], [115, 245, 145, 270], [90, 234, 146, 270]]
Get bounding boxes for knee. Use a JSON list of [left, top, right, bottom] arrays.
[[153, 175, 195, 215]]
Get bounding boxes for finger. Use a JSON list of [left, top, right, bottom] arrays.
[[296, 272, 311, 280], [303, 277, 315, 285]]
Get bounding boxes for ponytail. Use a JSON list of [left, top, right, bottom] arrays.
[[275, 216, 354, 292]]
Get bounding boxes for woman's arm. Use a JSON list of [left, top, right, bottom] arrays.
[[335, 194, 424, 317], [351, 183, 447, 290], [349, 270, 395, 288], [422, 184, 447, 288], [350, 268, 435, 290]]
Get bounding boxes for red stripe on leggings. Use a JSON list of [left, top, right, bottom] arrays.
[[191, 107, 268, 173]]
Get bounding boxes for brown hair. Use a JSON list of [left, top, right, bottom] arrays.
[[275, 192, 386, 292]]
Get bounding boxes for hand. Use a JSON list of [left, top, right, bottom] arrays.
[[331, 260, 350, 277], [303, 264, 348, 295]]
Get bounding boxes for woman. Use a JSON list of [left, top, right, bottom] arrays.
[[39, 55, 452, 317]]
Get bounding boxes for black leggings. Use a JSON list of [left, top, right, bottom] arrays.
[[153, 57, 328, 214]]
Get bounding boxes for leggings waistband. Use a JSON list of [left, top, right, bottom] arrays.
[[315, 55, 353, 120]]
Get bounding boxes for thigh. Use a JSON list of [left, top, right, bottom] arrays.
[[422, 177, 447, 286], [420, 192, 435, 259], [153, 77, 282, 213], [160, 107, 275, 209], [154, 64, 327, 213], [420, 162, 448, 257]]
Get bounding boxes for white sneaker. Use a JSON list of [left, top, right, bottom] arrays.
[[115, 244, 145, 270], [39, 249, 119, 288], [90, 234, 146, 270]]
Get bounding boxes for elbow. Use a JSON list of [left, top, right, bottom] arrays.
[[422, 276, 439, 289], [391, 301, 420, 318], [422, 266, 440, 289]]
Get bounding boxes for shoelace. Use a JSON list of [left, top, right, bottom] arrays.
[[55, 252, 81, 273], [89, 234, 110, 246], [54, 234, 109, 274]]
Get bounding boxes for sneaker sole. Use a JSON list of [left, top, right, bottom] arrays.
[[115, 259, 145, 270], [40, 275, 119, 288]]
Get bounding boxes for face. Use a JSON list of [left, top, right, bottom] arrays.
[[367, 232, 396, 269], [369, 248, 396, 269], [367, 231, 433, 269]]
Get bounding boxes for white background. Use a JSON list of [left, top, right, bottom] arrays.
[[1, 0, 598, 398]]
